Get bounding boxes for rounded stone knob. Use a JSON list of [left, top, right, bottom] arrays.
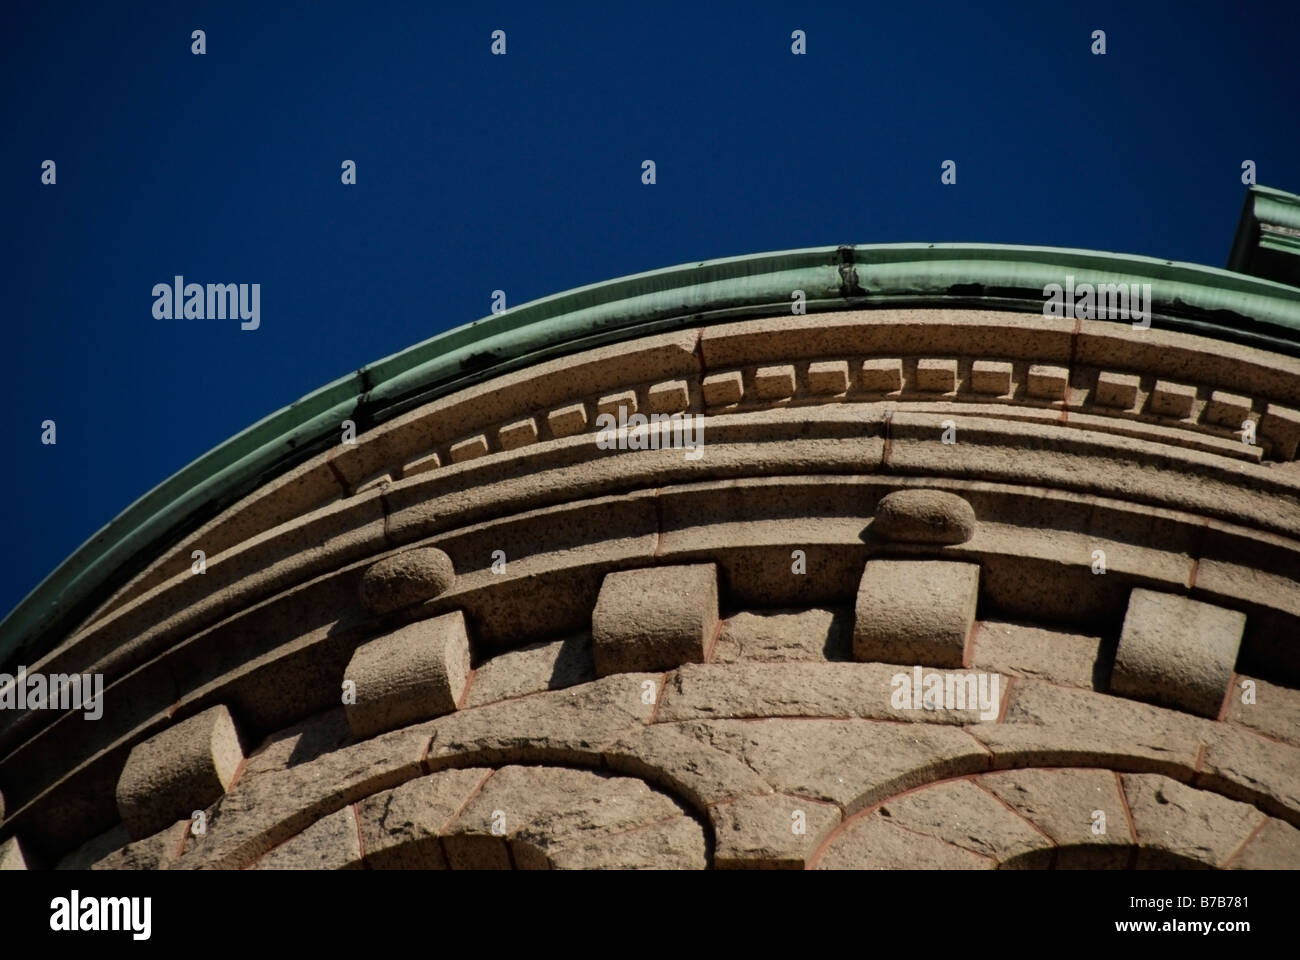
[[872, 490, 976, 545], [359, 546, 456, 614]]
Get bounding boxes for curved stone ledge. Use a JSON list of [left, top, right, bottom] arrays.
[[55, 308, 1300, 662], [7, 461, 1300, 849], [24, 403, 1300, 705]]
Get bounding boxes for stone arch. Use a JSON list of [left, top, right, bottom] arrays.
[[247, 765, 709, 870], [809, 768, 1298, 870]]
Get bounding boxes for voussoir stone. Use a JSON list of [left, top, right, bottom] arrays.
[[980, 767, 1129, 868], [358, 546, 456, 615], [441, 765, 707, 869], [253, 805, 362, 870], [358, 767, 490, 869], [711, 793, 842, 869], [872, 490, 977, 544], [818, 814, 993, 870], [1120, 773, 1263, 868], [1227, 818, 1300, 869], [880, 779, 1048, 866]]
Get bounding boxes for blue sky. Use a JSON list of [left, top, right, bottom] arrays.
[[1, 0, 1296, 621]]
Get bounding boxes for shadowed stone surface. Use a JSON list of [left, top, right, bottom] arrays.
[[465, 635, 595, 707], [710, 608, 849, 663]]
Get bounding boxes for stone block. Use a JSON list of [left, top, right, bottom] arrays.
[[861, 358, 903, 392], [547, 403, 588, 438], [647, 380, 690, 413], [1121, 773, 1261, 868], [853, 560, 979, 668], [753, 365, 796, 400], [344, 611, 471, 739], [1205, 391, 1252, 429], [818, 814, 993, 869], [710, 608, 847, 663], [497, 417, 538, 451], [591, 564, 718, 675], [1150, 380, 1197, 418], [1228, 818, 1300, 869], [1261, 403, 1300, 459], [596, 390, 637, 418], [879, 779, 1046, 864], [1111, 589, 1244, 718], [980, 768, 1129, 867], [702, 371, 743, 407], [1026, 364, 1069, 401], [871, 489, 976, 544], [402, 450, 441, 478], [1094, 371, 1140, 409], [358, 547, 455, 615], [807, 361, 849, 395], [450, 435, 489, 463], [253, 806, 362, 870], [712, 793, 840, 869], [358, 767, 489, 869], [915, 358, 958, 393], [464, 635, 595, 707], [970, 360, 1013, 395], [116, 704, 244, 841], [0, 836, 27, 870]]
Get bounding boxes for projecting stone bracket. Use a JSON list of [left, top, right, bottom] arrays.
[[1111, 588, 1245, 719], [852, 560, 980, 668], [115, 703, 245, 841], [591, 564, 719, 675], [344, 610, 471, 739]]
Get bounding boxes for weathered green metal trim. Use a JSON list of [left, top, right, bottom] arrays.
[[1228, 185, 1300, 285], [4, 241, 1300, 667]]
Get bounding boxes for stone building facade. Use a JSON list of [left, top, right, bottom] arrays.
[[3, 187, 1300, 869]]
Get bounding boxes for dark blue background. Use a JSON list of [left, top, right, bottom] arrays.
[[2, 0, 1295, 620]]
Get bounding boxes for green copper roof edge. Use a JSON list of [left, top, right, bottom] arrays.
[[4, 241, 1300, 667], [1228, 185, 1300, 273]]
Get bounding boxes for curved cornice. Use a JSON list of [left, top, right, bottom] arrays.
[[4, 242, 1300, 667]]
